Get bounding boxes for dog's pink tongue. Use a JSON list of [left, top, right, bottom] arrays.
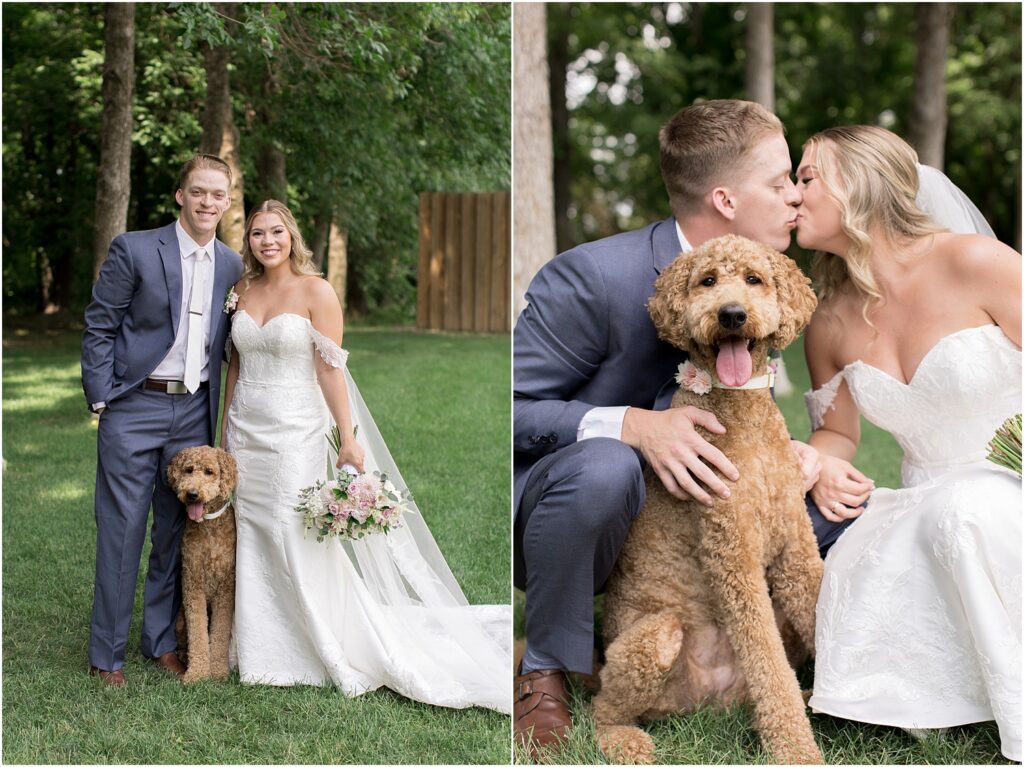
[[187, 502, 205, 522], [716, 337, 753, 387]]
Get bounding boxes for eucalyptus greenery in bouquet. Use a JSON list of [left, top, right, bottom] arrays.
[[986, 413, 1021, 478]]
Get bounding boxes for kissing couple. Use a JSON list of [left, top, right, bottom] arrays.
[[513, 99, 1021, 760]]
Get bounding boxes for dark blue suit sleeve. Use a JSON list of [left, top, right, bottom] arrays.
[[514, 246, 610, 457], [81, 235, 136, 405]]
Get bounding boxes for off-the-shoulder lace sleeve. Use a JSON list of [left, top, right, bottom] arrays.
[[804, 370, 844, 431], [310, 325, 349, 369]]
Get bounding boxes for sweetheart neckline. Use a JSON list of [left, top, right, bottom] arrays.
[[845, 324, 1002, 387], [235, 309, 311, 330]]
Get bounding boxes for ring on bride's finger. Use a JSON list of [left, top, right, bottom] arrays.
[[831, 500, 842, 513]]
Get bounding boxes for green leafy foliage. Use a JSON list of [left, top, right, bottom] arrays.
[[551, 2, 1020, 248], [3, 3, 511, 321]]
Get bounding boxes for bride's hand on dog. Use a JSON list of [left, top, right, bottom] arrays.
[[622, 406, 739, 507], [810, 455, 873, 522], [790, 440, 822, 492]]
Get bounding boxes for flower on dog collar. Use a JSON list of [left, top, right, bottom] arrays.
[[676, 361, 713, 395], [675, 360, 776, 394], [223, 287, 239, 314]]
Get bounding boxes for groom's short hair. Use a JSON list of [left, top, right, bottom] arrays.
[[177, 153, 232, 192], [660, 100, 783, 217]]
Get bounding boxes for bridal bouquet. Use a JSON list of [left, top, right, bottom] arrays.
[[297, 468, 413, 542], [986, 413, 1022, 478]]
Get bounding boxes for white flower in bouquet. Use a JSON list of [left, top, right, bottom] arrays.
[[296, 463, 413, 542]]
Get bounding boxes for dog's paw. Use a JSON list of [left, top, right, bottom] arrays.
[[181, 667, 209, 685], [597, 725, 656, 765], [210, 664, 229, 682]]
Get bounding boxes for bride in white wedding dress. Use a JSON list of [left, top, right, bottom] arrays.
[[795, 127, 1021, 761], [221, 200, 510, 713]]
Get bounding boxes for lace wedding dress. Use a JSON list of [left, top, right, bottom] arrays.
[[225, 310, 511, 713], [806, 324, 1021, 760]]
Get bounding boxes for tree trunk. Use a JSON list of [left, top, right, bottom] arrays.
[[549, 5, 573, 254], [909, 3, 952, 170], [311, 208, 331, 271], [255, 62, 287, 202], [200, 3, 244, 253], [1015, 164, 1021, 252], [745, 3, 775, 112], [326, 222, 347, 313], [513, 3, 556, 319], [92, 2, 135, 281]]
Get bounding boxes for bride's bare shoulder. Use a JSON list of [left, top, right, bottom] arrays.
[[932, 232, 1019, 275]]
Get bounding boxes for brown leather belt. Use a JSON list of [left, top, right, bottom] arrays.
[[144, 378, 208, 394]]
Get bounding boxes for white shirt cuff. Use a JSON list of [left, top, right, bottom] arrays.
[[578, 406, 630, 441], [90, 401, 107, 413]]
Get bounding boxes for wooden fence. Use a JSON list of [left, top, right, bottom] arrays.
[[416, 191, 511, 332]]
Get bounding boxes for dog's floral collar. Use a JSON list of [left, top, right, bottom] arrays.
[[675, 360, 776, 395], [200, 500, 231, 522]]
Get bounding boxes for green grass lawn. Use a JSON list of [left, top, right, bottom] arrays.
[[513, 337, 1008, 765], [2, 314, 511, 765]]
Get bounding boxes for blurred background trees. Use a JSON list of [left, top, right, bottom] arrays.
[[3, 2, 511, 321], [539, 2, 1020, 279]]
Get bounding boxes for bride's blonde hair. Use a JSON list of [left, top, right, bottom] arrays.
[[805, 126, 945, 322], [241, 200, 321, 280]]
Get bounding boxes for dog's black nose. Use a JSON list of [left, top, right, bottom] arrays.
[[186, 491, 199, 502], [718, 303, 747, 329]]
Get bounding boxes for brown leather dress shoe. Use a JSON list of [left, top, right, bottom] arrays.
[[514, 667, 572, 756], [89, 666, 126, 687], [150, 651, 186, 678]]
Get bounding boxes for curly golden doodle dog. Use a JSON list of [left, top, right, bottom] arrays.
[[166, 446, 237, 684], [594, 235, 824, 764]]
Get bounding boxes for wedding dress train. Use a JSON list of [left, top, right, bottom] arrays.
[[226, 310, 511, 713], [806, 324, 1021, 760]]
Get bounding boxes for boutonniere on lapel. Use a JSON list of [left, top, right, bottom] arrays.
[[223, 286, 239, 315]]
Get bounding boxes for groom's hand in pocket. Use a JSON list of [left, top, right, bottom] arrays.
[[622, 406, 739, 507]]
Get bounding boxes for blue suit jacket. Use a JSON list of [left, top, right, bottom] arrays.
[[81, 222, 243, 439], [513, 218, 689, 511]]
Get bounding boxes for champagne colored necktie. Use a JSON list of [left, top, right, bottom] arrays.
[[183, 248, 207, 394]]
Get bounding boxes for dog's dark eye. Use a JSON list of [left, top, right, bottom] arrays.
[[204, 468, 215, 476], [746, 275, 763, 285], [700, 276, 716, 287], [185, 467, 194, 474]]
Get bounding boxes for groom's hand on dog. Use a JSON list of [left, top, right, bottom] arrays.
[[622, 406, 739, 506]]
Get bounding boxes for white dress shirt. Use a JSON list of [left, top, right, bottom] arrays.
[[576, 221, 693, 442], [150, 220, 218, 382]]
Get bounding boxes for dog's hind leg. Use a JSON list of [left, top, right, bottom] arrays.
[[594, 612, 683, 764], [700, 521, 822, 764]]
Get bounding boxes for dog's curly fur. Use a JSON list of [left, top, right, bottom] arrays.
[[166, 446, 237, 684], [594, 235, 824, 764]]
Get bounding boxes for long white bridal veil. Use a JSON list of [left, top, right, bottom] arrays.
[[916, 163, 996, 237], [337, 367, 512, 711]]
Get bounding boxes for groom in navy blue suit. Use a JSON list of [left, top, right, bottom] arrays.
[[81, 154, 243, 685], [513, 100, 847, 750]]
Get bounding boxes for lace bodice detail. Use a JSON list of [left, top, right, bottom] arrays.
[[230, 311, 347, 385], [806, 325, 1021, 484]]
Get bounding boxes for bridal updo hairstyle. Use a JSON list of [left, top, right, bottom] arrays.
[[241, 199, 321, 280], [659, 99, 784, 218], [803, 125, 945, 320]]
